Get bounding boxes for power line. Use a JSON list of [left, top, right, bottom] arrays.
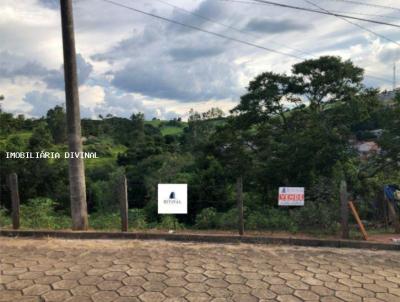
[[149, 0, 313, 58], [321, 0, 400, 13], [152, 0, 395, 84], [218, 0, 400, 28], [99, 0, 393, 85], [302, 0, 400, 47], [100, 0, 305, 60]]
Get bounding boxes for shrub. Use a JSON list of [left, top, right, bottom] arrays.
[[158, 215, 184, 230], [216, 208, 238, 230], [89, 212, 121, 230], [195, 207, 218, 229], [128, 208, 148, 229], [20, 198, 70, 229], [290, 178, 340, 234], [0, 207, 11, 227]]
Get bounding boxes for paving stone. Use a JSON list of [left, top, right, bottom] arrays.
[[206, 278, 229, 288], [225, 275, 246, 284], [164, 277, 187, 287], [186, 292, 211, 302], [71, 285, 98, 296], [42, 290, 72, 301], [208, 287, 232, 298], [78, 276, 103, 285], [97, 280, 123, 290], [310, 285, 333, 296], [185, 273, 207, 283], [2, 238, 400, 302], [52, 279, 78, 290], [294, 289, 319, 300], [270, 284, 294, 295], [91, 290, 120, 302], [251, 288, 276, 299], [6, 279, 34, 290], [142, 281, 165, 291], [376, 293, 400, 302], [163, 286, 188, 297], [23, 284, 51, 295], [139, 291, 166, 302], [335, 290, 362, 302]]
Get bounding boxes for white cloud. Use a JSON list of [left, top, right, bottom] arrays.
[[0, 0, 399, 120]]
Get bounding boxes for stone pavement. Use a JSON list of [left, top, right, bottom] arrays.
[[0, 237, 399, 302]]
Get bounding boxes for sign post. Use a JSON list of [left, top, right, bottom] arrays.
[[158, 184, 187, 214], [278, 187, 305, 206]]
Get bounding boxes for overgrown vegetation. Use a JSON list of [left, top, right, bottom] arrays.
[[0, 56, 399, 234]]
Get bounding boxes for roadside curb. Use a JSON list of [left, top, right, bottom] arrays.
[[1, 229, 399, 251]]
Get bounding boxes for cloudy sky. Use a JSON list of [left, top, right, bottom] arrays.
[[0, 0, 399, 120]]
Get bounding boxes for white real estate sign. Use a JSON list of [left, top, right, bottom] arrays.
[[158, 184, 187, 214], [278, 187, 305, 206]]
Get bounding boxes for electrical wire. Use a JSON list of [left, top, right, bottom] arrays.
[[100, 0, 305, 60], [321, 0, 400, 13], [149, 0, 313, 58], [215, 0, 400, 28], [99, 0, 394, 85], [302, 0, 400, 47]]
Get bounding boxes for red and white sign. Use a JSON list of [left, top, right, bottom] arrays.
[[278, 187, 304, 206]]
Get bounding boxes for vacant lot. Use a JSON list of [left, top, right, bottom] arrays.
[[0, 237, 399, 301]]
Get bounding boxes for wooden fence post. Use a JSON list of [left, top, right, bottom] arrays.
[[236, 176, 244, 236], [340, 180, 349, 239], [8, 173, 20, 229], [118, 175, 128, 232]]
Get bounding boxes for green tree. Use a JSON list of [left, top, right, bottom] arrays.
[[292, 56, 364, 111], [46, 105, 67, 144]]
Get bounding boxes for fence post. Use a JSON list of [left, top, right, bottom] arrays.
[[8, 173, 20, 230], [340, 180, 349, 239], [118, 174, 128, 232], [236, 176, 244, 236]]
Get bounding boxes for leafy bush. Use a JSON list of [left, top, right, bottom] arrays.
[[195, 207, 218, 229], [216, 208, 238, 229], [290, 178, 340, 234], [0, 207, 11, 227], [128, 208, 148, 229], [20, 198, 70, 229], [89, 212, 121, 230], [158, 215, 184, 230]]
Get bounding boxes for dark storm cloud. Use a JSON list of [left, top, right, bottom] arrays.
[[168, 46, 224, 61], [111, 56, 241, 102], [91, 27, 161, 63], [43, 54, 94, 89], [378, 48, 400, 64], [23, 91, 64, 117], [0, 51, 93, 89], [168, 0, 225, 33], [245, 18, 311, 34]]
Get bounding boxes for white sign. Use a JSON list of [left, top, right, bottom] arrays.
[[158, 184, 187, 214], [278, 187, 304, 206]]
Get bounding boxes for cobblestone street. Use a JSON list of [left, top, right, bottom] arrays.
[[0, 237, 399, 302]]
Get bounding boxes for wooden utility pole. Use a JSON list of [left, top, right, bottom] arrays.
[[340, 180, 349, 239], [8, 173, 20, 229], [236, 176, 244, 236], [118, 175, 129, 232], [60, 0, 88, 230]]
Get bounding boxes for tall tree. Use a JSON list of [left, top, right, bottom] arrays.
[[292, 56, 364, 111], [46, 106, 67, 144], [60, 0, 88, 230]]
